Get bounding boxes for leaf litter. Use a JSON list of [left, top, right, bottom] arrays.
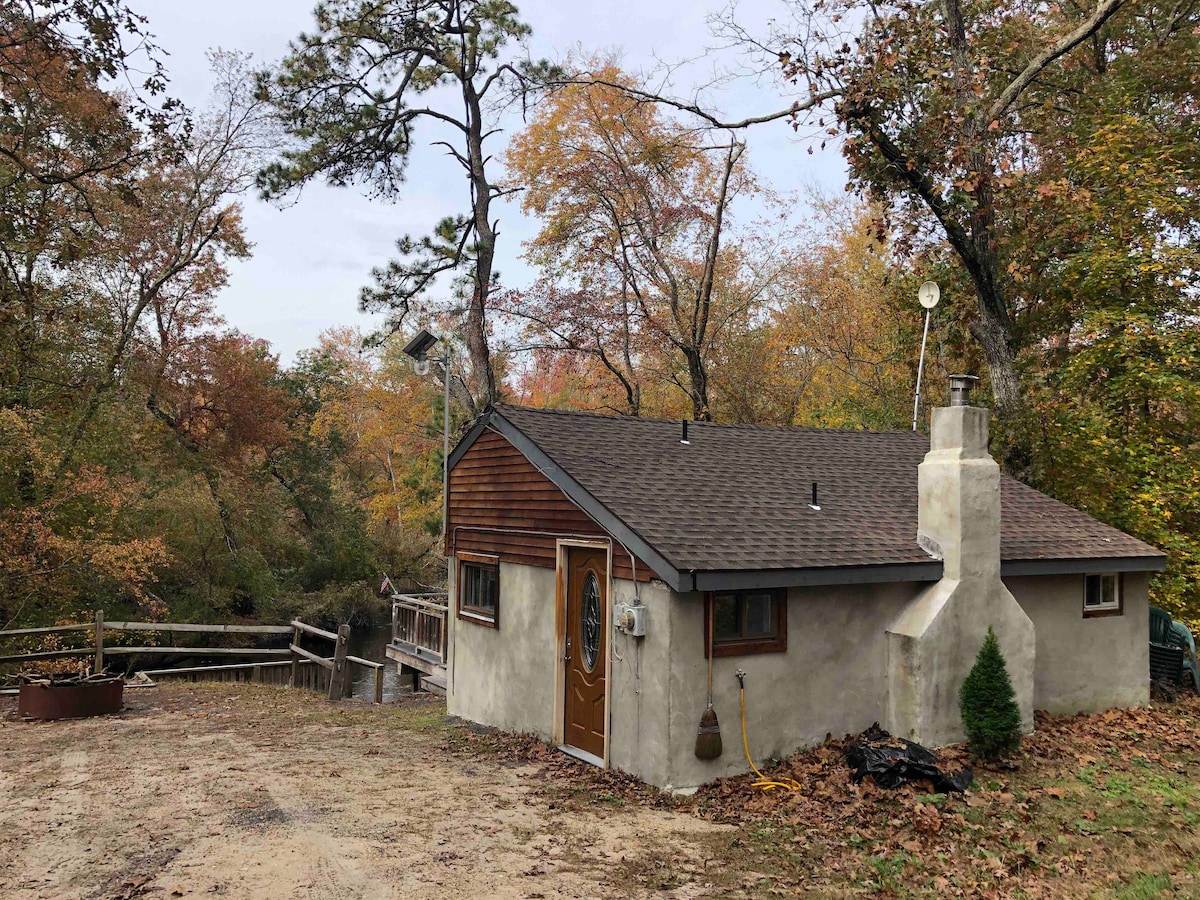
[[449, 695, 1200, 897]]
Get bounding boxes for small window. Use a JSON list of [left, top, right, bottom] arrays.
[[458, 554, 499, 626], [706, 589, 786, 657], [1083, 573, 1122, 617]]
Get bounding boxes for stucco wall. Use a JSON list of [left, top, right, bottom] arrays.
[[886, 577, 1036, 745], [445, 556, 1152, 792], [446, 559, 558, 739], [445, 567, 925, 790], [1006, 572, 1149, 714], [444, 557, 674, 780], [606, 578, 672, 787], [661, 582, 922, 791]]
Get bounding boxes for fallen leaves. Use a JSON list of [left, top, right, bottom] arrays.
[[451, 693, 1200, 897]]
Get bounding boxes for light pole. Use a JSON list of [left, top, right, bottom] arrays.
[[402, 329, 452, 547], [912, 281, 940, 431]]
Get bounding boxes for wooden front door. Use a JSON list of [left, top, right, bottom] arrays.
[[564, 546, 607, 759]]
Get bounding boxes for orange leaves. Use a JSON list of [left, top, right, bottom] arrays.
[[667, 697, 1200, 894], [505, 60, 724, 259], [151, 332, 294, 464], [909, 798, 945, 834], [0, 415, 172, 616], [305, 327, 443, 541], [504, 58, 768, 419]]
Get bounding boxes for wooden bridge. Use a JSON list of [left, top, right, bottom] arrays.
[[386, 593, 449, 694]]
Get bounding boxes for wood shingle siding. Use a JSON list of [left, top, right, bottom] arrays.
[[448, 428, 650, 581]]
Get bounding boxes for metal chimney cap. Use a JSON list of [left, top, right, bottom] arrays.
[[948, 374, 980, 407]]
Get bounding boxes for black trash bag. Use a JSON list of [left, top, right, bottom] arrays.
[[845, 724, 973, 793]]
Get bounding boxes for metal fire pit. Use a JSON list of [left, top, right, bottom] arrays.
[[17, 678, 124, 720]]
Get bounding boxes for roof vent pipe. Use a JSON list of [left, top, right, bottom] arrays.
[[809, 481, 821, 511], [680, 420, 690, 445], [948, 374, 980, 408]]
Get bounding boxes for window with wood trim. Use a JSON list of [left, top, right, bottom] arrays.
[[705, 589, 787, 657], [1083, 573, 1123, 618], [458, 553, 499, 626]]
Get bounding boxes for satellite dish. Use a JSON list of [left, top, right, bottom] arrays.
[[918, 281, 940, 310]]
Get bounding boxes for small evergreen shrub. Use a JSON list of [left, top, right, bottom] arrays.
[[959, 626, 1022, 762]]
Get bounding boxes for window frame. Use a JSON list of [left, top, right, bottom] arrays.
[[457, 552, 500, 628], [703, 588, 787, 657], [1082, 572, 1123, 619]]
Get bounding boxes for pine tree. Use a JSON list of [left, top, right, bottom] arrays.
[[959, 626, 1022, 762]]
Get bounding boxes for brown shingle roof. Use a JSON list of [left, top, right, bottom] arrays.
[[473, 405, 1164, 585]]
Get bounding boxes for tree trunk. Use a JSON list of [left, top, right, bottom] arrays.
[[969, 305, 1022, 419], [463, 80, 497, 408], [685, 348, 711, 421], [13, 294, 39, 504], [624, 380, 641, 417], [436, 357, 475, 421], [941, 0, 1025, 423], [202, 467, 239, 558], [684, 139, 740, 424]]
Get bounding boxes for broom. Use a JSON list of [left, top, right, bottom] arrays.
[[694, 594, 723, 760]]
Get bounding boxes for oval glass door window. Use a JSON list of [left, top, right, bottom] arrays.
[[581, 571, 601, 671]]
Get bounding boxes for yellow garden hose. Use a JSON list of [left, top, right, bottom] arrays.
[[737, 670, 802, 793]]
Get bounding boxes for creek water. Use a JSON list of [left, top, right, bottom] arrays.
[[345, 621, 410, 702]]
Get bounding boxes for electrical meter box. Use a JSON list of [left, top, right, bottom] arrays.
[[613, 603, 647, 637]]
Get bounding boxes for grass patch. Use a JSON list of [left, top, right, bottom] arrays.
[[679, 697, 1200, 897], [1113, 871, 1173, 899]]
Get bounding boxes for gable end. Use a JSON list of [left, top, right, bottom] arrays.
[[448, 423, 653, 582]]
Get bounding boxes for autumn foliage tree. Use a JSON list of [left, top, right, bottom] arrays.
[[0, 10, 374, 628], [504, 65, 793, 420], [752, 197, 968, 429], [298, 328, 446, 574], [771, 0, 1127, 421], [0, 3, 179, 624]]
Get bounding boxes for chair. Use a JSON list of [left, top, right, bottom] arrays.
[[1150, 606, 1174, 646], [1168, 621, 1200, 693], [1149, 607, 1184, 692]]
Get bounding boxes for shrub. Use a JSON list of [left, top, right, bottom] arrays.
[[959, 626, 1022, 762]]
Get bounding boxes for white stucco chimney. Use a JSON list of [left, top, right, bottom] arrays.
[[886, 377, 1035, 746], [916, 383, 999, 581]]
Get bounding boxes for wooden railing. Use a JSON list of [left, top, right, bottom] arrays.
[[0, 611, 385, 704], [0, 611, 293, 670], [289, 619, 385, 703], [391, 593, 448, 665], [142, 659, 332, 692]]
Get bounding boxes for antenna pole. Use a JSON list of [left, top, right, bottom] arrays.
[[912, 309, 932, 432]]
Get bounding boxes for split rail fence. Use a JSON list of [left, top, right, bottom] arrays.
[[0, 611, 385, 703]]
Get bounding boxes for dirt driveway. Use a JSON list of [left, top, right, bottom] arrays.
[[0, 684, 731, 900]]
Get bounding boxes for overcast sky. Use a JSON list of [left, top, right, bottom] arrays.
[[141, 0, 847, 364]]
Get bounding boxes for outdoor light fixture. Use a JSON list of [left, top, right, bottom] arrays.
[[402, 328, 452, 544], [402, 328, 439, 376]]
